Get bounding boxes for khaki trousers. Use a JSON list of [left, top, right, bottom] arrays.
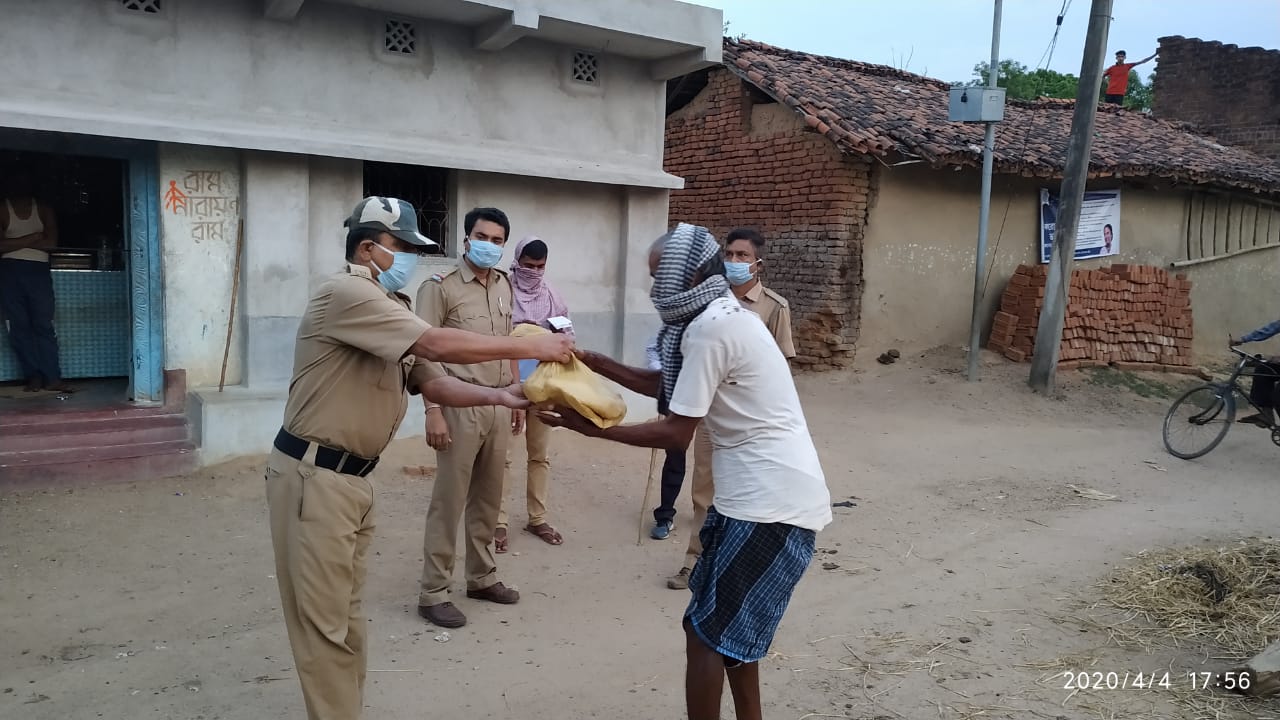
[[682, 424, 715, 571], [419, 404, 510, 606], [497, 412, 551, 529], [266, 448, 375, 720]]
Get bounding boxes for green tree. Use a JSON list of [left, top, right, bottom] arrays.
[[1124, 68, 1154, 112], [960, 60, 1079, 100]]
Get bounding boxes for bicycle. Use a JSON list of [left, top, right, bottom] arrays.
[[1162, 344, 1280, 459]]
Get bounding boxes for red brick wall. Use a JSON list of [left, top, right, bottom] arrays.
[[664, 68, 870, 369], [1153, 36, 1280, 160]]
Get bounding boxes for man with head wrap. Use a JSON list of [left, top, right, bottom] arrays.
[[539, 223, 832, 720]]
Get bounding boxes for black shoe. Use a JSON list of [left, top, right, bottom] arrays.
[[1238, 413, 1273, 428]]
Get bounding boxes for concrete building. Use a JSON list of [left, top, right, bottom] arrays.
[[0, 0, 722, 479], [663, 38, 1280, 369]]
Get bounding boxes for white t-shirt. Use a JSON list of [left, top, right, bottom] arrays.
[[668, 296, 832, 532]]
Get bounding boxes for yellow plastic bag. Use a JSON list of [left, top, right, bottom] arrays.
[[512, 324, 627, 429]]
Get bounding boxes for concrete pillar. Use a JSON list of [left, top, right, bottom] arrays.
[[241, 152, 311, 389], [616, 187, 668, 367]]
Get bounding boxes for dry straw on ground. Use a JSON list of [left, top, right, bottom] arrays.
[[1091, 538, 1280, 660]]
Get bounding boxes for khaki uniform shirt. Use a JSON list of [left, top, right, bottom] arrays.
[[282, 263, 444, 460], [415, 262, 513, 387], [739, 282, 796, 359]]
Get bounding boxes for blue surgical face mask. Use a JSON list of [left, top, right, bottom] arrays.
[[725, 260, 757, 287], [370, 242, 417, 293], [466, 239, 504, 269]]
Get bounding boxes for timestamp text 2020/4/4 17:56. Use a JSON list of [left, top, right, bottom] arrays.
[[1059, 670, 1252, 692]]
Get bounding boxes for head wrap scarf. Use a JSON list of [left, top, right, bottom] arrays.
[[652, 223, 731, 414], [510, 235, 570, 330]]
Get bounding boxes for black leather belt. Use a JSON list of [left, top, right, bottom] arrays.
[[273, 429, 379, 478]]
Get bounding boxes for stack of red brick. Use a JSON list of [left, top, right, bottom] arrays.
[[989, 264, 1194, 371]]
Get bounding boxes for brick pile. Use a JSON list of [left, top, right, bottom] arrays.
[[988, 264, 1194, 371]]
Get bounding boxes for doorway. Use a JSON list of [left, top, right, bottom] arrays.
[[0, 129, 163, 408]]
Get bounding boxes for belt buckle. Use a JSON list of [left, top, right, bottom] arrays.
[[356, 458, 374, 477]]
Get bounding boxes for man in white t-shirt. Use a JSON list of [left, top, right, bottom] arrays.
[[539, 223, 831, 720]]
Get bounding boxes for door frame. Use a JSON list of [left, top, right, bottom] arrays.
[[0, 129, 165, 403]]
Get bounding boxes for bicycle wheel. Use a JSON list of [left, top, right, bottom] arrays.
[[1162, 384, 1236, 460]]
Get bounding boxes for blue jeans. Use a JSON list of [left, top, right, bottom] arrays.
[[0, 259, 62, 386]]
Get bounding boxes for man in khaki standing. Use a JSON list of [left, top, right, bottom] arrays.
[[416, 207, 523, 628], [267, 196, 573, 720], [668, 228, 796, 590]]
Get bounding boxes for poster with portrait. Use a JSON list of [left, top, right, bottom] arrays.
[[1039, 188, 1121, 263]]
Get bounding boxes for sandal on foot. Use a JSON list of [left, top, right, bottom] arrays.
[[524, 523, 563, 546], [494, 527, 509, 554]]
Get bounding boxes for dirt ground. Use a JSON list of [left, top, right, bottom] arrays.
[[3, 347, 1278, 720]]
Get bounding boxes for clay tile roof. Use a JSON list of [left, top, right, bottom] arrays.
[[723, 37, 1280, 195]]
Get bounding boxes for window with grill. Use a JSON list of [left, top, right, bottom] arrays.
[[363, 162, 449, 256], [120, 0, 162, 13], [384, 19, 417, 56], [571, 51, 599, 84]]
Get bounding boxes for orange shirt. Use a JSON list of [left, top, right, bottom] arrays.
[[1103, 63, 1135, 95]]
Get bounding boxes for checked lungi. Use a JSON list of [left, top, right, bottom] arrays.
[[684, 506, 816, 663]]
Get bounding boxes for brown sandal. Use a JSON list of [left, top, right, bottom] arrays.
[[494, 527, 509, 554], [524, 523, 563, 546]]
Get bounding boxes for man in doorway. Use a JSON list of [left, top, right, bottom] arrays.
[[1101, 49, 1156, 105], [416, 207, 522, 629], [1231, 323, 1280, 427], [497, 235, 572, 551], [0, 171, 71, 393], [665, 227, 796, 589], [540, 223, 831, 720], [267, 196, 573, 720]]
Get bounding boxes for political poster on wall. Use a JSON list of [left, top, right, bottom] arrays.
[[1039, 188, 1121, 264]]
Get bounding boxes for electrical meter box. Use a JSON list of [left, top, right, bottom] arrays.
[[948, 86, 1005, 123]]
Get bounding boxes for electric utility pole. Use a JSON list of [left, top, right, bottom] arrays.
[[1028, 0, 1113, 393], [965, 0, 1003, 382]]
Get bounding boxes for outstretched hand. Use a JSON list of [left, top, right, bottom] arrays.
[[499, 383, 532, 409], [536, 406, 597, 436], [528, 333, 575, 363]]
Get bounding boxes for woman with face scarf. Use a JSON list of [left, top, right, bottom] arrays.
[[496, 236, 572, 552]]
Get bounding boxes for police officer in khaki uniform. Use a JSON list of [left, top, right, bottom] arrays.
[[668, 227, 797, 590], [415, 207, 524, 629], [267, 197, 572, 720]]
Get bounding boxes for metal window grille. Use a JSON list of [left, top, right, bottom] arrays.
[[384, 19, 417, 56], [571, 51, 599, 84], [120, 0, 162, 13], [363, 162, 449, 255]]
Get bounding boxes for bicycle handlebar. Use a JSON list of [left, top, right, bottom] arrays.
[[1229, 345, 1265, 362]]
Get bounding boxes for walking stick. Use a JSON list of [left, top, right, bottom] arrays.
[[637, 448, 659, 546], [218, 219, 245, 393]]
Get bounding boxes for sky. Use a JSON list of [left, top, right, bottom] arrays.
[[693, 0, 1280, 83]]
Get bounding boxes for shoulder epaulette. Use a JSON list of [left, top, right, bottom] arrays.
[[429, 267, 459, 283]]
